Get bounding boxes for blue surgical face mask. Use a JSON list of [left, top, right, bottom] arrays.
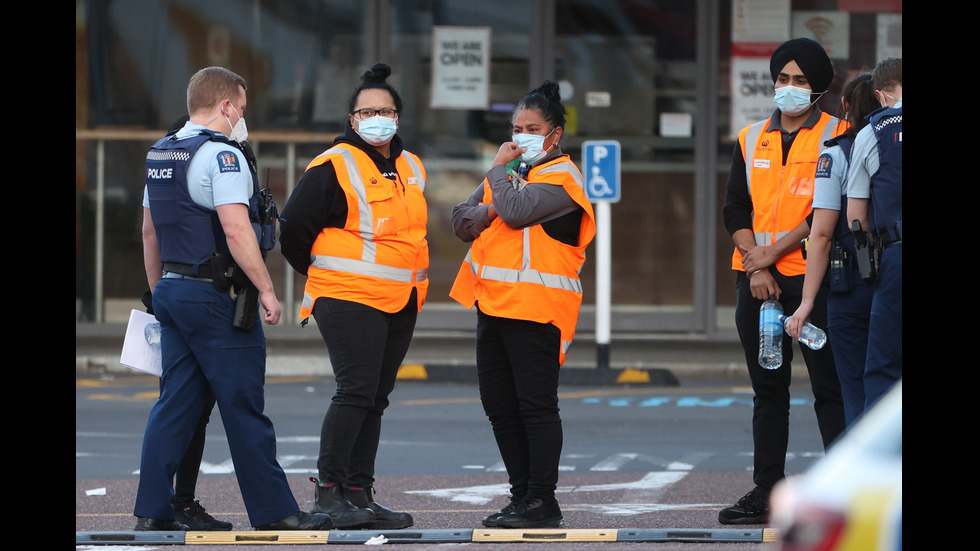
[[356, 115, 397, 145], [773, 85, 818, 117], [512, 127, 556, 164]]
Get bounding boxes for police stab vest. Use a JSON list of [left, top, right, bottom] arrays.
[[820, 134, 864, 256], [868, 106, 902, 242], [145, 129, 261, 276]]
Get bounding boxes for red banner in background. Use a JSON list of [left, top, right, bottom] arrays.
[[837, 0, 903, 11]]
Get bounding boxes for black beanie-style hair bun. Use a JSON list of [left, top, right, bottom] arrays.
[[516, 80, 567, 129], [348, 62, 403, 116], [362, 63, 392, 84]]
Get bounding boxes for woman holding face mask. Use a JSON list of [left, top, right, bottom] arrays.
[[450, 80, 596, 529], [280, 63, 427, 531]]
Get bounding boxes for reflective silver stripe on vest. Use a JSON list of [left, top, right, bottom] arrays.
[[536, 160, 585, 191], [754, 231, 793, 246], [462, 161, 585, 295], [324, 146, 377, 261], [742, 120, 767, 199], [309, 255, 427, 283], [400, 152, 425, 191], [312, 147, 428, 284], [475, 226, 582, 294]]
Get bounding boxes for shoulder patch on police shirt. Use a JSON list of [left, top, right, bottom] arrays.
[[217, 150, 241, 173], [815, 153, 833, 179]]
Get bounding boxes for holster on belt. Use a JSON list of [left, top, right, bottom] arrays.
[[850, 220, 879, 284], [211, 252, 259, 330]]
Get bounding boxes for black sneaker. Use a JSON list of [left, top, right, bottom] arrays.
[[174, 500, 233, 531], [482, 495, 524, 528], [134, 517, 189, 531], [718, 486, 770, 525], [496, 497, 563, 529], [256, 511, 333, 531]]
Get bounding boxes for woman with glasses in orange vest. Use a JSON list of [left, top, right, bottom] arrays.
[[450, 81, 596, 529], [280, 63, 426, 531]]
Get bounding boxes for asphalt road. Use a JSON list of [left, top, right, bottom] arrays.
[[77, 372, 830, 550]]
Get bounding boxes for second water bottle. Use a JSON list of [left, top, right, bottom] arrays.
[[778, 315, 827, 350], [758, 297, 783, 370]]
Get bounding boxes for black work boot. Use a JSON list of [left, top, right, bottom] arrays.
[[134, 517, 189, 531], [310, 477, 375, 529], [496, 496, 563, 528], [482, 494, 524, 528], [346, 485, 414, 529]]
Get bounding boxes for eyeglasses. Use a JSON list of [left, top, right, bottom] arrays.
[[352, 107, 398, 119]]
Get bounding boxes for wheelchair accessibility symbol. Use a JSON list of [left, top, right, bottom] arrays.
[[582, 141, 620, 203], [589, 166, 613, 197]]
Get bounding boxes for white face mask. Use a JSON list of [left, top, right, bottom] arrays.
[[774, 85, 820, 117], [356, 115, 398, 146], [224, 103, 248, 143], [513, 127, 556, 164]]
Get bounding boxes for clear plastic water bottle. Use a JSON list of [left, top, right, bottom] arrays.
[[779, 315, 827, 350], [758, 298, 784, 370], [144, 321, 162, 350]]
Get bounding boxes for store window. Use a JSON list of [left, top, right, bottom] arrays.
[[554, 0, 701, 310]]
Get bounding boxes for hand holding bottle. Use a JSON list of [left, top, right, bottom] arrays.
[[784, 301, 814, 340], [778, 315, 827, 350]]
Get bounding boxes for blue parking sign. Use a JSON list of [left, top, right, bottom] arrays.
[[582, 140, 620, 202]]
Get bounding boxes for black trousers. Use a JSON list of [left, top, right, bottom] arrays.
[[476, 307, 563, 501], [734, 269, 845, 491], [312, 290, 418, 487], [172, 393, 216, 506]]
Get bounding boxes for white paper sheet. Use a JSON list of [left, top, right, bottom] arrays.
[[120, 309, 163, 376]]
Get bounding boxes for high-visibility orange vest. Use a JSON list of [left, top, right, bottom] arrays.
[[299, 143, 428, 318], [450, 155, 596, 365], [731, 112, 844, 276]]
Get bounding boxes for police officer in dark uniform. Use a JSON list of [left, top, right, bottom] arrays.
[[846, 58, 902, 409], [786, 73, 879, 426], [135, 66, 332, 532]]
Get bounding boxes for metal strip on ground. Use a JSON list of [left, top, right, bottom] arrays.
[[473, 528, 618, 542], [76, 527, 780, 545], [327, 528, 473, 544], [76, 531, 186, 545], [616, 528, 777, 543]]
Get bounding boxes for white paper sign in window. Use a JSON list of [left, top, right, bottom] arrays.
[[431, 26, 491, 110]]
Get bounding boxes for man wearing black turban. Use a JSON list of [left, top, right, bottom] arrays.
[[720, 37, 846, 525]]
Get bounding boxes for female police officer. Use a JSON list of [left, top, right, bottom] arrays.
[[785, 72, 879, 427]]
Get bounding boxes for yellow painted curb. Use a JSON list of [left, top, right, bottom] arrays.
[[615, 368, 651, 384], [397, 363, 429, 380]]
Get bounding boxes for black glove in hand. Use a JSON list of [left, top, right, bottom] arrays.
[[141, 289, 154, 315]]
